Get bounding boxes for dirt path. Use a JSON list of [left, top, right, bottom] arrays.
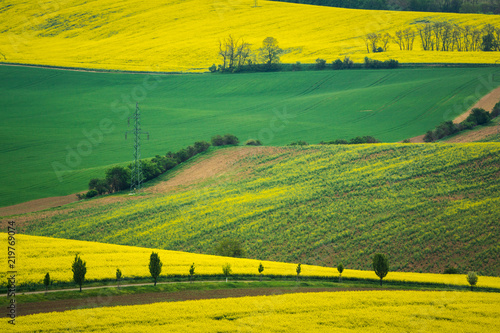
[[0, 193, 84, 217], [406, 86, 500, 143], [0, 147, 289, 218], [15, 287, 384, 317]]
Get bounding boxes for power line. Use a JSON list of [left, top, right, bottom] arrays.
[[125, 102, 149, 193]]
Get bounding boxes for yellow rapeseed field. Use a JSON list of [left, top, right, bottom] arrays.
[[3, 291, 499, 332], [1, 233, 499, 288], [1, 0, 500, 71]]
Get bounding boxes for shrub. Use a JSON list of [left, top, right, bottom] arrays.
[[211, 135, 225, 146], [491, 101, 500, 118], [466, 108, 491, 125], [444, 267, 459, 274], [194, 140, 210, 153], [423, 130, 437, 142], [223, 134, 239, 145], [245, 139, 262, 146], [289, 140, 308, 146], [209, 64, 217, 73], [458, 121, 475, 131], [292, 61, 302, 71], [332, 59, 344, 70], [343, 56, 353, 69], [315, 58, 327, 70], [85, 189, 98, 199], [215, 238, 245, 257]]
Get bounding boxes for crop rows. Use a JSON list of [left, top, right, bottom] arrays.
[[17, 143, 500, 275]]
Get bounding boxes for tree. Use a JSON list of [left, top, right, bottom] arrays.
[[315, 58, 327, 70], [258, 37, 283, 69], [222, 263, 232, 282], [337, 263, 344, 283], [189, 263, 195, 283], [194, 141, 210, 153], [296, 263, 301, 281], [72, 254, 87, 292], [466, 108, 491, 126], [105, 166, 130, 193], [211, 135, 225, 146], [373, 253, 389, 286], [223, 134, 239, 145], [116, 268, 122, 289], [258, 263, 264, 282], [467, 271, 478, 291], [149, 252, 162, 286], [88, 178, 109, 195], [43, 273, 50, 293], [215, 238, 245, 257]]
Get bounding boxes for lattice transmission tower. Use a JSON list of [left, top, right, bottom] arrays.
[[125, 102, 149, 193]]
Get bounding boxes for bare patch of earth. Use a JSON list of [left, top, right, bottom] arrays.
[[16, 287, 383, 317], [0, 147, 302, 219], [406, 87, 500, 143]]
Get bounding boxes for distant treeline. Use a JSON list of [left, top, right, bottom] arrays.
[[270, 0, 500, 14]]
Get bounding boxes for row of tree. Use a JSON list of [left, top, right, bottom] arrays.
[[270, 0, 500, 14], [42, 252, 479, 293], [79, 134, 240, 199], [366, 23, 500, 53], [211, 36, 287, 73], [424, 105, 499, 142]]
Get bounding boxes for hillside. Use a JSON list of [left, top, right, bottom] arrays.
[[1, 65, 498, 207], [9, 144, 500, 276], [1, 0, 500, 71]]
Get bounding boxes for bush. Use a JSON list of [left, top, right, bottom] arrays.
[[194, 141, 210, 153], [491, 101, 500, 118], [444, 267, 460, 274], [245, 139, 262, 146], [211, 135, 225, 146], [315, 58, 327, 70], [292, 61, 302, 71], [215, 238, 245, 257], [458, 121, 475, 131], [223, 134, 239, 145], [85, 189, 98, 199], [289, 140, 308, 146], [88, 178, 109, 195], [343, 56, 353, 69], [423, 130, 437, 142], [466, 108, 491, 125], [209, 64, 217, 73], [332, 59, 344, 70]]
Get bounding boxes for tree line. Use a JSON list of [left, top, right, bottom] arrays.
[[39, 252, 481, 292], [365, 22, 500, 53], [78, 134, 240, 199], [270, 0, 500, 15], [423, 103, 500, 142]]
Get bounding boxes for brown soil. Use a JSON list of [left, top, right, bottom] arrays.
[[16, 287, 382, 317], [0, 193, 84, 217], [445, 124, 500, 143], [0, 146, 296, 219], [406, 86, 500, 143]]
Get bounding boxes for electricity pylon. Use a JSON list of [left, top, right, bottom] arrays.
[[125, 102, 149, 193]]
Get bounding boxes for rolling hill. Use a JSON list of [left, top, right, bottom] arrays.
[[1, 65, 498, 207], [1, 0, 500, 71], [9, 143, 500, 276]]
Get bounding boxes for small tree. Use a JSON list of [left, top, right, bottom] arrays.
[[43, 273, 50, 293], [189, 263, 196, 283], [149, 252, 162, 286], [72, 254, 87, 292], [373, 253, 389, 286], [296, 263, 301, 281], [116, 268, 122, 289], [467, 271, 478, 291], [258, 263, 264, 282], [222, 263, 232, 282], [337, 263, 344, 283]]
